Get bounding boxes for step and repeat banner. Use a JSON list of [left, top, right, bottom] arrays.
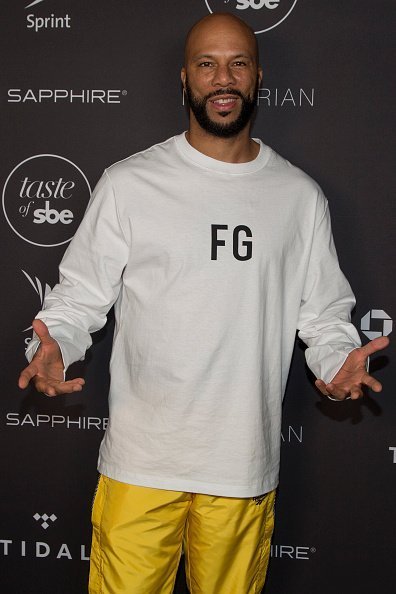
[[1, 1, 395, 593]]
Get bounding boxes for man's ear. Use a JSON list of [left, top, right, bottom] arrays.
[[181, 67, 186, 90]]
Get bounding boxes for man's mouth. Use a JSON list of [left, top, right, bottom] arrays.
[[209, 95, 239, 112]]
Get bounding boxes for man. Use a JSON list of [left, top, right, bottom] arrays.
[[18, 13, 388, 594]]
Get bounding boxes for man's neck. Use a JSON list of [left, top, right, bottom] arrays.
[[185, 123, 260, 164]]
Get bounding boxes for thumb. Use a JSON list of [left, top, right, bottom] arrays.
[[32, 319, 54, 345], [359, 335, 390, 358]]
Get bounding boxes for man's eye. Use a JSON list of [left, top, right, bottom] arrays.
[[233, 61, 246, 67], [198, 61, 213, 67]]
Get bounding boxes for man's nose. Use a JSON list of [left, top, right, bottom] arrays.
[[212, 65, 236, 87]]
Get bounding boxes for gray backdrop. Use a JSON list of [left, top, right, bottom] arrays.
[[1, 1, 395, 592]]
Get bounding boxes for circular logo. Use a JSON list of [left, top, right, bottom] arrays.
[[2, 154, 91, 248], [205, 0, 298, 34]]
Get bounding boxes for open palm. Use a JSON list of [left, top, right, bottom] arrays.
[[315, 336, 389, 400], [18, 319, 85, 397]]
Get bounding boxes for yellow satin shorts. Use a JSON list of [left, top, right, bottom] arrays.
[[89, 474, 275, 594]]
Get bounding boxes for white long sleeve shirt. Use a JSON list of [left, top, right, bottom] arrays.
[[26, 133, 361, 497]]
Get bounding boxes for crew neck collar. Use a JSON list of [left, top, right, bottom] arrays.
[[174, 131, 270, 175]]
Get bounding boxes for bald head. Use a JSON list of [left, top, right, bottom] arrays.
[[181, 12, 262, 142], [184, 13, 259, 67]]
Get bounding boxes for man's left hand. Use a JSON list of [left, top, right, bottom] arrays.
[[315, 336, 390, 400]]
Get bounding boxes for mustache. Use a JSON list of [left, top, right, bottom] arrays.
[[205, 89, 245, 100]]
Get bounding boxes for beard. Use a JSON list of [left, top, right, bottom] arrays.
[[184, 78, 258, 138]]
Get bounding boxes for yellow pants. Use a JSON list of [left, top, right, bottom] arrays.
[[89, 475, 275, 594]]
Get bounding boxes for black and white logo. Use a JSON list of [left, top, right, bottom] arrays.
[[1, 511, 90, 560], [281, 425, 303, 444], [21, 270, 52, 349], [7, 88, 126, 104], [271, 543, 316, 560], [205, 0, 298, 34], [6, 412, 108, 430], [360, 309, 393, 340], [25, 0, 45, 7], [2, 154, 91, 248], [25, 0, 71, 33], [22, 270, 52, 331], [33, 513, 57, 530]]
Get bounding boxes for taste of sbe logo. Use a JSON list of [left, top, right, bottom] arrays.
[[2, 154, 91, 248], [205, 0, 298, 34]]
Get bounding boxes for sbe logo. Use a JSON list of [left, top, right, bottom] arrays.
[[2, 155, 91, 247], [205, 0, 298, 34]]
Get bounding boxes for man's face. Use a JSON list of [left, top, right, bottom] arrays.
[[181, 16, 262, 138], [184, 76, 259, 138]]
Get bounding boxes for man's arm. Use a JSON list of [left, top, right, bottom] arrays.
[[297, 194, 388, 400], [18, 169, 130, 395]]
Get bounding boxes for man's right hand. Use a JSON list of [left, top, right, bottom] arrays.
[[18, 319, 85, 397]]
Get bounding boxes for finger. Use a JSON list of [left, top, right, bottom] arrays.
[[361, 372, 382, 393], [315, 379, 330, 396], [37, 382, 84, 397], [359, 336, 390, 358], [34, 377, 85, 397], [54, 379, 85, 395], [18, 364, 38, 389], [325, 383, 349, 400], [32, 319, 54, 345], [315, 379, 346, 400], [349, 385, 363, 400]]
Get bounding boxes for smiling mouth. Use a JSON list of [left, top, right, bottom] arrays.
[[212, 97, 237, 104], [209, 96, 239, 113]]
